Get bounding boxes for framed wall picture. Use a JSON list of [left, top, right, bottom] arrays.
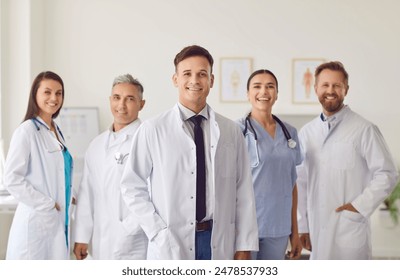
[[55, 107, 100, 157], [220, 57, 252, 102], [292, 58, 325, 104]]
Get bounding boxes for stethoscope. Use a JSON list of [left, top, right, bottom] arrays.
[[105, 130, 130, 165], [31, 117, 65, 142], [31, 117, 66, 153], [242, 113, 297, 149]]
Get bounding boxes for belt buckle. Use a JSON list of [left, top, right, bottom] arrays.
[[196, 220, 212, 232], [196, 222, 205, 232]]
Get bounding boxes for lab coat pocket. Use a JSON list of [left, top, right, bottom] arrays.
[[151, 228, 174, 259], [28, 209, 60, 254], [120, 214, 142, 235], [335, 210, 368, 250], [30, 208, 60, 234], [113, 229, 148, 260], [330, 142, 355, 170]]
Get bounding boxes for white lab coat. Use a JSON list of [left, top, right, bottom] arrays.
[[297, 106, 399, 259], [73, 120, 148, 259], [121, 104, 259, 260], [4, 117, 71, 259]]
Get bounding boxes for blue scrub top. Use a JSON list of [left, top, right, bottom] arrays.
[[237, 117, 302, 238]]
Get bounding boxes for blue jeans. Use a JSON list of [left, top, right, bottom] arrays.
[[195, 230, 212, 260]]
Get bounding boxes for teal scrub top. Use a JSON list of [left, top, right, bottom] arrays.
[[62, 147, 73, 227]]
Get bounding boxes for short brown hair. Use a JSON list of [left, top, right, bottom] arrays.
[[174, 45, 214, 73], [315, 61, 349, 86]]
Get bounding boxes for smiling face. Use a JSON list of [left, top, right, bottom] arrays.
[[247, 73, 278, 114], [36, 79, 63, 124], [109, 82, 145, 132], [172, 56, 214, 113], [314, 69, 348, 116]]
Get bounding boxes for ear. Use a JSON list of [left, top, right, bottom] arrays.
[[139, 100, 146, 111], [210, 73, 214, 88], [345, 85, 349, 96], [172, 73, 178, 88]]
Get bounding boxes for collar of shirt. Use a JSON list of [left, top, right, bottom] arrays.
[[107, 119, 141, 148], [320, 105, 349, 129], [108, 118, 141, 134], [177, 102, 209, 121]]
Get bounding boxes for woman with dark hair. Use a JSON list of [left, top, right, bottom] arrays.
[[4, 71, 73, 259], [237, 69, 302, 260]]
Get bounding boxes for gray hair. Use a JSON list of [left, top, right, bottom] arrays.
[[112, 74, 144, 99]]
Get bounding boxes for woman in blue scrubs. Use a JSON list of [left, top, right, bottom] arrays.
[[237, 69, 302, 260]]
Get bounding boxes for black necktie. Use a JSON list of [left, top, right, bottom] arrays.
[[191, 115, 206, 222]]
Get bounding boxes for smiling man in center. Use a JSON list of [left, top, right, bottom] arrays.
[[121, 45, 258, 260]]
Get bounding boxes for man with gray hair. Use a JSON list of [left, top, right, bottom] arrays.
[[73, 74, 148, 259]]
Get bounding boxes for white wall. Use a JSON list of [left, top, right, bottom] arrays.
[[1, 0, 32, 152], [2, 0, 399, 167]]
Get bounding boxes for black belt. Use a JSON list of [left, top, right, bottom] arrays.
[[196, 220, 213, 232]]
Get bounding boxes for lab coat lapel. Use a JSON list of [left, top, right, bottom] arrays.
[[173, 104, 196, 141]]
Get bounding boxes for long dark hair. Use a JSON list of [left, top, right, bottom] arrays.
[[23, 71, 65, 122]]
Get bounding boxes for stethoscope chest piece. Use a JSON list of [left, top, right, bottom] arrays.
[[243, 113, 297, 149], [115, 152, 122, 161], [288, 139, 297, 149]]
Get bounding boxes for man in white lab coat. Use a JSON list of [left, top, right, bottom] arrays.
[[297, 61, 399, 259], [121, 45, 258, 260], [73, 74, 148, 259]]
